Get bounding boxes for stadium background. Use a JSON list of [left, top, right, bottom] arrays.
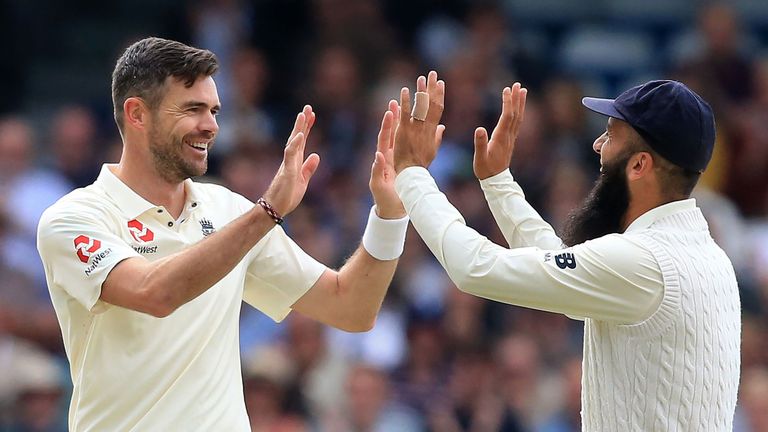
[[1, 0, 767, 430]]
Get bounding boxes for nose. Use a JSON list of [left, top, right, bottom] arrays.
[[201, 111, 219, 135], [593, 132, 607, 154]]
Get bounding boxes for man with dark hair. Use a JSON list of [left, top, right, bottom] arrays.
[[392, 73, 740, 430], [37, 37, 409, 430]]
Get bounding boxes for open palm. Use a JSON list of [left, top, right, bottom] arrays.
[[473, 83, 528, 180]]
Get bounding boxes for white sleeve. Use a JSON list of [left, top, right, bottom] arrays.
[[396, 167, 664, 324], [242, 226, 327, 323], [37, 207, 141, 313], [479, 169, 564, 250]]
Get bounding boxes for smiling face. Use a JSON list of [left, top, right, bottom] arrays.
[[146, 76, 221, 183]]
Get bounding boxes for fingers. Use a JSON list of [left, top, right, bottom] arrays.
[[399, 87, 411, 125], [285, 131, 304, 152], [371, 151, 385, 179], [288, 112, 306, 144], [517, 87, 528, 126], [491, 86, 514, 142], [303, 105, 316, 137], [287, 105, 314, 146], [416, 75, 427, 92], [284, 131, 305, 172], [301, 153, 320, 183], [426, 71, 445, 125], [377, 110, 394, 154], [388, 99, 399, 149]]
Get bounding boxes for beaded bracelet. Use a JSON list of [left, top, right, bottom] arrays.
[[257, 197, 284, 225]]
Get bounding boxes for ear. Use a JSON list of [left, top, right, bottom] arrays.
[[123, 97, 150, 132], [626, 151, 654, 181]]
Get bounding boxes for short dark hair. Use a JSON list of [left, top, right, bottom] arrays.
[[626, 132, 701, 198], [111, 37, 219, 132]]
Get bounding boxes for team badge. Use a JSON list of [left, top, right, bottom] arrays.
[[200, 218, 215, 236]]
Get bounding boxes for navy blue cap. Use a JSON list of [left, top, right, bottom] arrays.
[[582, 80, 715, 172]]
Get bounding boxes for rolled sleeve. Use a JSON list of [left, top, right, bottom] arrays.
[[396, 167, 664, 324], [243, 226, 326, 322]]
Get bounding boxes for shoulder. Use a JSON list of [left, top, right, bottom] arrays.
[[38, 186, 115, 235], [568, 233, 659, 271]]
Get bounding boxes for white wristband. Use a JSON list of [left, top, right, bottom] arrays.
[[362, 206, 409, 261]]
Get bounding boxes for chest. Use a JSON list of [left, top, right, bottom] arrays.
[[115, 209, 226, 261]]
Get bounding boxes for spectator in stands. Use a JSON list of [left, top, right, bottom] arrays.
[[328, 363, 422, 432], [47, 106, 101, 188]]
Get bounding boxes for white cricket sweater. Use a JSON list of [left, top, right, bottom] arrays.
[[581, 205, 741, 431], [395, 167, 741, 431]]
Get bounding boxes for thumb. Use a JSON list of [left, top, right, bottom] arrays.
[[474, 127, 489, 157], [301, 153, 320, 182], [473, 127, 489, 176], [435, 124, 446, 147]]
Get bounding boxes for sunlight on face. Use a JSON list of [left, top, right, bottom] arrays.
[[147, 76, 221, 183]]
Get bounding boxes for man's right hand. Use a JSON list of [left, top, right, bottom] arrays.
[[472, 83, 527, 180], [263, 105, 320, 216]]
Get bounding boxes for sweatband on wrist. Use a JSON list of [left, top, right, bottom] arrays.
[[362, 206, 409, 261]]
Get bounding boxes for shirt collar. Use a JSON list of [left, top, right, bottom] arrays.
[[95, 164, 205, 220], [624, 198, 697, 233]]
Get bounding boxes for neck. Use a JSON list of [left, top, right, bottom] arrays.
[[113, 148, 187, 219]]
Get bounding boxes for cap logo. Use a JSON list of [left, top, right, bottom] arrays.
[[74, 235, 102, 263], [127, 219, 154, 243]]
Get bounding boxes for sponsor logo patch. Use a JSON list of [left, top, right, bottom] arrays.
[[74, 235, 101, 263], [132, 245, 158, 254], [554, 252, 577, 269], [127, 219, 154, 243]]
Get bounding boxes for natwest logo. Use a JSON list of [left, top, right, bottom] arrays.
[[74, 235, 102, 263], [127, 219, 154, 243]]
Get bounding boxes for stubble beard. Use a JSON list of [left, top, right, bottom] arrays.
[[148, 125, 208, 184], [560, 154, 632, 247]]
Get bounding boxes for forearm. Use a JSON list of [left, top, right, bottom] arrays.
[[396, 167, 663, 322], [480, 169, 563, 249], [290, 207, 407, 331], [104, 206, 277, 316], [291, 247, 398, 332], [335, 247, 399, 330]]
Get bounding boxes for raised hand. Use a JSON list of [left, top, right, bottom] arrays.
[[473, 83, 527, 180], [369, 100, 406, 219], [393, 71, 446, 172], [263, 105, 321, 216]]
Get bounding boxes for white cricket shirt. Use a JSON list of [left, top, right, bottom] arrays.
[[396, 167, 740, 430], [37, 164, 326, 431]]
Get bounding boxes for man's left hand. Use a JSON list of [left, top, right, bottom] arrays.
[[393, 71, 446, 173], [369, 100, 406, 219]]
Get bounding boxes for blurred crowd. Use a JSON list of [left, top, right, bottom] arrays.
[[2, 1, 768, 431]]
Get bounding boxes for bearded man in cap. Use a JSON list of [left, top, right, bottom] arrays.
[[392, 72, 740, 431]]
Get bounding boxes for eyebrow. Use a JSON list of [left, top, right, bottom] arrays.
[[180, 101, 221, 113]]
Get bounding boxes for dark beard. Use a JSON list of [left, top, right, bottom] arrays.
[[560, 155, 631, 247], [148, 126, 208, 183]]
